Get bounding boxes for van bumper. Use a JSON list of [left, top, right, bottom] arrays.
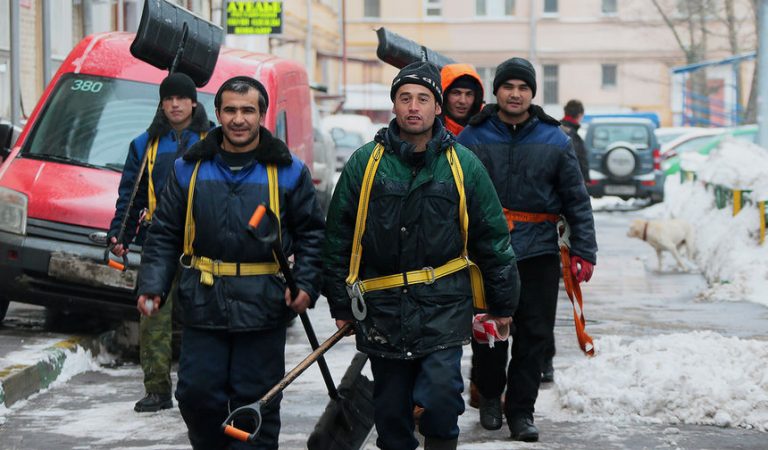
[[0, 224, 141, 320]]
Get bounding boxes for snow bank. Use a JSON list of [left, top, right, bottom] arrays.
[[554, 332, 768, 431]]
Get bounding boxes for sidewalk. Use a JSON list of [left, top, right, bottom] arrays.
[[0, 303, 112, 408]]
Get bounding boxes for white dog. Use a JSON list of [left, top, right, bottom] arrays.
[[627, 218, 694, 271]]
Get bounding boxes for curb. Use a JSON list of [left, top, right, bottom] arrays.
[[0, 332, 111, 408]]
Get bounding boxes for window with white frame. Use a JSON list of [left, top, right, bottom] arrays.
[[543, 0, 558, 14], [602, 64, 617, 88], [602, 0, 617, 14], [543, 64, 558, 105], [425, 0, 442, 17], [364, 0, 380, 18], [476, 0, 515, 17]]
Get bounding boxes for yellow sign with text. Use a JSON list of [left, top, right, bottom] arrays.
[[226, 1, 283, 35]]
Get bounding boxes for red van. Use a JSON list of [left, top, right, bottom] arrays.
[[0, 32, 314, 322]]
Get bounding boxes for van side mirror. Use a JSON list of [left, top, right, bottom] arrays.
[[0, 122, 17, 161]]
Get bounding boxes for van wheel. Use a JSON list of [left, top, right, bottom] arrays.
[[0, 296, 10, 322]]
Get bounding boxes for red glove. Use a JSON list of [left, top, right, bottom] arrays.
[[570, 256, 594, 283]]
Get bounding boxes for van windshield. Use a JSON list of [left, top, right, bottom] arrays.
[[21, 74, 214, 171]]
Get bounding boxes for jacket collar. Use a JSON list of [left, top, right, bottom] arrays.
[[469, 103, 561, 136], [375, 118, 454, 166], [183, 126, 293, 166], [147, 103, 212, 140]]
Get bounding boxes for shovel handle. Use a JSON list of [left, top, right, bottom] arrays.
[[103, 247, 129, 272], [223, 425, 252, 442]]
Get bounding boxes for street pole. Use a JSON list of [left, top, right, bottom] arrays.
[[759, 0, 768, 147], [42, 0, 52, 87], [10, 0, 21, 126]]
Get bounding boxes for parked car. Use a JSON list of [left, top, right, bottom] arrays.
[[654, 126, 708, 146], [312, 126, 337, 215], [660, 128, 724, 175], [321, 114, 376, 170], [0, 31, 317, 323], [584, 117, 665, 203]]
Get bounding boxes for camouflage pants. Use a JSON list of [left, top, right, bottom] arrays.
[[139, 278, 175, 394]]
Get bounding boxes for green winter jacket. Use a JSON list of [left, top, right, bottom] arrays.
[[322, 121, 520, 359]]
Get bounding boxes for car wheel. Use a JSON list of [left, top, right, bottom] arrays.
[[650, 192, 664, 204]]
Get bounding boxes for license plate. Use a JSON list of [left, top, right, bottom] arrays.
[[604, 185, 637, 195], [48, 252, 137, 290]]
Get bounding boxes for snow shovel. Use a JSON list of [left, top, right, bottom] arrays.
[[221, 205, 374, 447]]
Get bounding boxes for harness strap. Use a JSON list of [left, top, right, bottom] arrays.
[[557, 219, 595, 356], [146, 132, 207, 223], [503, 209, 559, 231], [346, 145, 486, 310], [182, 157, 280, 286], [192, 256, 279, 286]]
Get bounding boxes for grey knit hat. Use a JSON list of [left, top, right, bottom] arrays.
[[390, 61, 443, 104]]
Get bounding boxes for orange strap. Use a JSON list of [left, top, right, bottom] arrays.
[[559, 245, 595, 356], [503, 209, 559, 231]]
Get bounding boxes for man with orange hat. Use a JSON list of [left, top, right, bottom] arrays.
[[440, 63, 485, 136]]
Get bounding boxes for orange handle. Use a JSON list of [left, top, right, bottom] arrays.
[[107, 259, 125, 271], [248, 205, 267, 229], [223, 425, 251, 442]]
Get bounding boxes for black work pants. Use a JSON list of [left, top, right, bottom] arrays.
[[175, 326, 286, 450], [369, 347, 465, 450], [470, 254, 560, 420]]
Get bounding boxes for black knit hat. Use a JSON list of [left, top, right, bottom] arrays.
[[159, 72, 197, 102], [493, 57, 537, 97], [390, 61, 443, 104], [214, 76, 269, 112]]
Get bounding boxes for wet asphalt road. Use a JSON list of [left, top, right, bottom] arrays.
[[0, 207, 767, 449]]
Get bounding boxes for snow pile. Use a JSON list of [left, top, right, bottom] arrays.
[[696, 138, 768, 199], [661, 139, 768, 306], [554, 332, 768, 431]]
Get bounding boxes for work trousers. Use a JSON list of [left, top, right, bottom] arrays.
[[140, 280, 174, 394], [370, 347, 464, 450], [470, 254, 560, 420], [175, 326, 286, 450]]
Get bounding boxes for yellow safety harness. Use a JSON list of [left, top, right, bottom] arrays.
[[145, 132, 207, 222], [180, 160, 280, 286], [345, 144, 486, 320]]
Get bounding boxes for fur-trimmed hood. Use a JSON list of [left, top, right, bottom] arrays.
[[183, 126, 293, 166], [468, 103, 560, 127], [147, 103, 212, 140]]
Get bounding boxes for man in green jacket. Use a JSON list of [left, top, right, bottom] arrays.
[[322, 61, 520, 450]]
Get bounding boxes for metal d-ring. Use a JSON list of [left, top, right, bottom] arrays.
[[347, 282, 367, 320]]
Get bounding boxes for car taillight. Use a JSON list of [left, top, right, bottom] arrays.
[[652, 147, 661, 171]]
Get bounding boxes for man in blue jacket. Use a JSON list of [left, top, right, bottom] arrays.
[[458, 57, 597, 442], [108, 72, 211, 413], [136, 76, 324, 449]]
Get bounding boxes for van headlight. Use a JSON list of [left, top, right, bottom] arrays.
[[0, 187, 27, 235]]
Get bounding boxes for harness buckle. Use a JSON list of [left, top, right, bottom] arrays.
[[179, 254, 193, 269], [422, 266, 436, 285], [346, 281, 367, 320]]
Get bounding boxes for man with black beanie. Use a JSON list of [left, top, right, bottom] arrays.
[[458, 57, 597, 442], [440, 63, 485, 136], [323, 61, 519, 450], [108, 71, 212, 413]]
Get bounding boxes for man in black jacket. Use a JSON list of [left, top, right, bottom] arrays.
[[560, 99, 590, 183], [458, 58, 597, 442], [136, 76, 325, 449]]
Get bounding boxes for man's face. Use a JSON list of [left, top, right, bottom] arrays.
[[495, 79, 532, 121], [445, 87, 476, 121], [392, 84, 441, 138], [161, 95, 196, 128], [215, 88, 264, 151]]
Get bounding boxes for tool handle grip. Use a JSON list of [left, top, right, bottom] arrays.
[[223, 425, 253, 442], [248, 204, 267, 229]]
